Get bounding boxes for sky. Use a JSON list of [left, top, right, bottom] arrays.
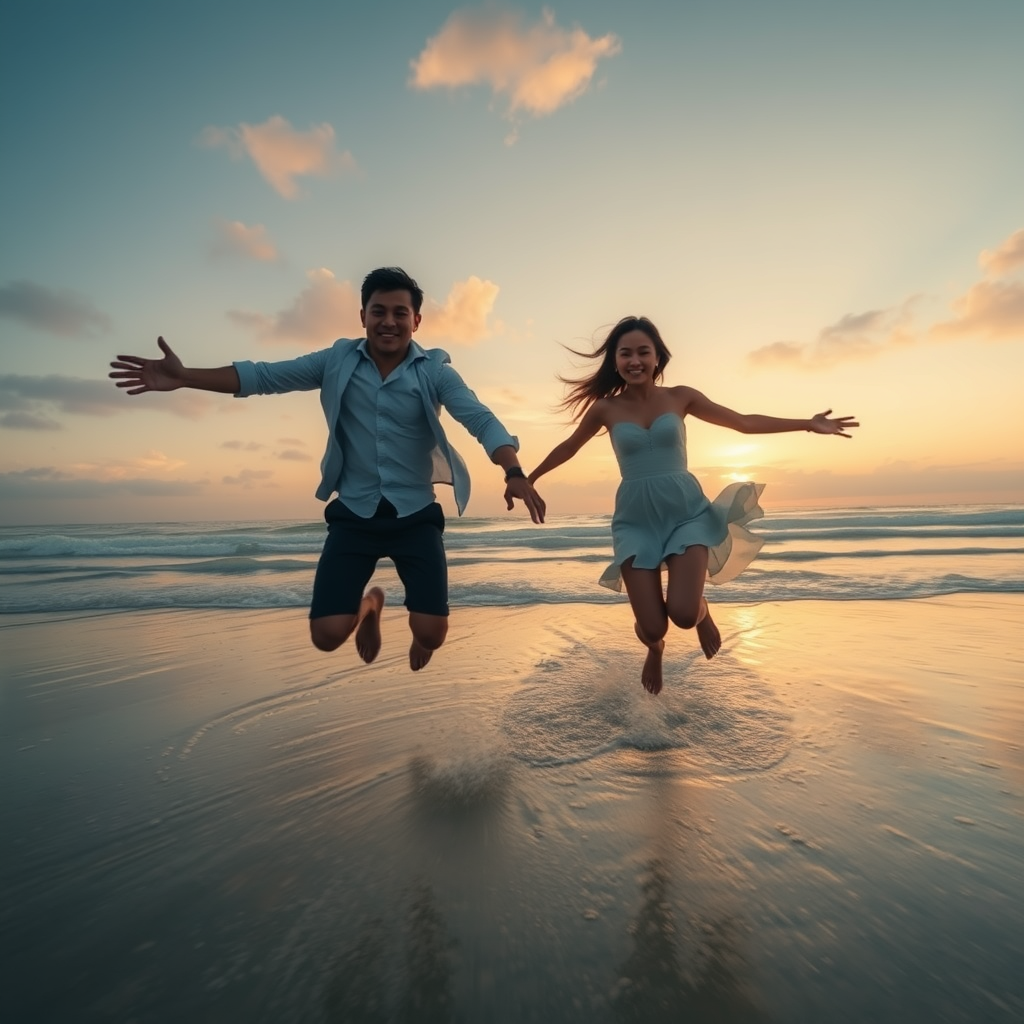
[[1, 0, 1023, 524]]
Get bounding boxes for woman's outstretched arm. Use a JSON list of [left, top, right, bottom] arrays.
[[528, 406, 606, 484], [681, 388, 858, 438]]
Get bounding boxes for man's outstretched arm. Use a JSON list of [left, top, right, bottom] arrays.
[[110, 337, 240, 395]]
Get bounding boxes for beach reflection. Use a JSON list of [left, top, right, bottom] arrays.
[[613, 859, 769, 1024], [323, 883, 456, 1024], [610, 767, 771, 1023]]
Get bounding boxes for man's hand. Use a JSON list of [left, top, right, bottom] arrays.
[[504, 477, 546, 524], [109, 337, 186, 394]]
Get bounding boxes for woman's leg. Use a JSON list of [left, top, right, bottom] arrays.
[[619, 558, 669, 694], [664, 546, 721, 659]]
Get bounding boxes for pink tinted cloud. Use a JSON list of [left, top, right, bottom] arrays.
[[749, 226, 1024, 368], [979, 228, 1024, 276], [932, 226, 1024, 342], [228, 269, 361, 345], [410, 8, 621, 122], [200, 116, 357, 199], [210, 219, 281, 262], [417, 276, 501, 344], [229, 271, 501, 347], [930, 279, 1024, 342]]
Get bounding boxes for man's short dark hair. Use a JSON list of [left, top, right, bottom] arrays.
[[361, 267, 424, 313]]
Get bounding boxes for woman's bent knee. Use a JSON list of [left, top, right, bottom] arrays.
[[635, 614, 668, 645], [667, 605, 701, 631]]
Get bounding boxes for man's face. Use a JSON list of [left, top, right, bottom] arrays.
[[360, 289, 421, 361]]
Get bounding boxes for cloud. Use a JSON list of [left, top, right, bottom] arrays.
[[410, 7, 621, 129], [223, 468, 275, 487], [69, 451, 189, 478], [1, 374, 133, 417], [0, 411, 62, 430], [747, 303, 916, 369], [225, 309, 274, 333], [228, 268, 361, 344], [930, 226, 1024, 342], [748, 226, 1024, 369], [0, 374, 212, 420], [930, 278, 1024, 342], [979, 228, 1024, 276], [0, 280, 111, 337], [418, 276, 501, 344], [0, 467, 205, 499], [210, 219, 281, 262], [229, 270, 500, 347], [222, 440, 265, 451], [277, 449, 312, 461], [199, 116, 357, 199]]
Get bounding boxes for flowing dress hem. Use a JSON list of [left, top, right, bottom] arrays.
[[598, 481, 766, 593]]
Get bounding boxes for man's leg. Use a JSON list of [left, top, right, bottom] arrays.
[[309, 501, 382, 658], [408, 612, 448, 671], [353, 587, 386, 662], [391, 503, 449, 671]]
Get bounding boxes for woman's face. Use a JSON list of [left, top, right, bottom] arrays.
[[615, 329, 660, 384]]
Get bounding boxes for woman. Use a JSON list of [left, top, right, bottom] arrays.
[[519, 316, 857, 695]]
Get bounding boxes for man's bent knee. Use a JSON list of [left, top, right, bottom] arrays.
[[409, 613, 448, 651], [310, 614, 357, 652]]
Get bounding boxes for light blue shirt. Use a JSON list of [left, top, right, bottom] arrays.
[[233, 338, 518, 516], [335, 340, 437, 516]]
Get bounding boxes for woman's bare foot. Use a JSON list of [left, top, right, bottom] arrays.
[[409, 638, 433, 671], [641, 639, 665, 694], [696, 600, 721, 660], [634, 621, 665, 694], [354, 587, 385, 663]]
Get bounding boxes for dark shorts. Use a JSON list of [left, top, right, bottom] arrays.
[[309, 498, 448, 619]]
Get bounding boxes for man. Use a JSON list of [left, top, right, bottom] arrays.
[[110, 267, 545, 670]]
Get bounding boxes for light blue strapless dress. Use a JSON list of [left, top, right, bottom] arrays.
[[598, 412, 766, 592]]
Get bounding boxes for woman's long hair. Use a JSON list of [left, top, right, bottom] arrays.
[[558, 316, 672, 420]]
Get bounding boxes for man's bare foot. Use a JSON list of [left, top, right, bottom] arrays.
[[354, 587, 385, 664], [641, 639, 665, 695], [696, 600, 721, 660], [409, 638, 433, 672]]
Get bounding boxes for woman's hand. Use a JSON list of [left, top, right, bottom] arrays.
[[809, 409, 859, 437]]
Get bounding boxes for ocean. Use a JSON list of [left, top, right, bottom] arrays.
[[2, 503, 1023, 614]]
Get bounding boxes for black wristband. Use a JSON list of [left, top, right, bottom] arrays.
[[504, 466, 526, 483]]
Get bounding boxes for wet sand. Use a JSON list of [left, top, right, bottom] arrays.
[[2, 596, 1023, 1023]]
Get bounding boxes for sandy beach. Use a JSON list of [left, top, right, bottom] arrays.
[[3, 595, 1023, 1022]]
